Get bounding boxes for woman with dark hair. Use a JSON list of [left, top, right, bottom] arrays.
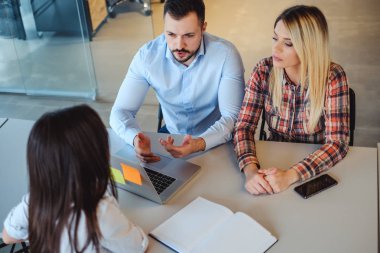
[[2, 104, 148, 252], [234, 5, 350, 195]]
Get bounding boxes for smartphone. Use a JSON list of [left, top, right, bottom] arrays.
[[294, 174, 338, 199]]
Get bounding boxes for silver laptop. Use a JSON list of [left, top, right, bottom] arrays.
[[110, 146, 201, 204]]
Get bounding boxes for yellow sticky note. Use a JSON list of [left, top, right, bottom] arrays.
[[111, 167, 126, 185], [121, 163, 142, 186]]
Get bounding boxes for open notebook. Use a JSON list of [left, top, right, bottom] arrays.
[[150, 197, 277, 253]]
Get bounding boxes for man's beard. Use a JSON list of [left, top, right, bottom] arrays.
[[171, 46, 200, 64]]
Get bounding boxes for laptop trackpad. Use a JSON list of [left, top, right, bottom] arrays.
[[151, 154, 172, 167], [144, 156, 198, 181]]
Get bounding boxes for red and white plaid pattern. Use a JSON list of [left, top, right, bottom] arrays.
[[234, 57, 350, 181]]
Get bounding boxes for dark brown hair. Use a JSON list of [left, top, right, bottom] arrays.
[[164, 0, 205, 24], [27, 104, 117, 253]]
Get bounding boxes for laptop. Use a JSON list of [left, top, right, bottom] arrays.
[[110, 144, 201, 204]]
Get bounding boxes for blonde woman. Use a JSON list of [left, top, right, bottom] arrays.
[[234, 5, 350, 195]]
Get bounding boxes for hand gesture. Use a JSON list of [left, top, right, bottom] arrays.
[[133, 132, 160, 163], [159, 135, 205, 158]]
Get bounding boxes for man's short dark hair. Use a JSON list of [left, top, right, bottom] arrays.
[[164, 0, 205, 24]]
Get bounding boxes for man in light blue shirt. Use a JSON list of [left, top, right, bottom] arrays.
[[110, 0, 244, 162]]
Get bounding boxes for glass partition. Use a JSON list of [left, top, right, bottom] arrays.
[[0, 0, 25, 93], [0, 0, 97, 99]]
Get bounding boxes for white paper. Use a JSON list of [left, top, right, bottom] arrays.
[[150, 197, 233, 252], [191, 212, 277, 253], [150, 197, 277, 253]]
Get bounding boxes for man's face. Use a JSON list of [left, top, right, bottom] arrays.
[[164, 12, 206, 66]]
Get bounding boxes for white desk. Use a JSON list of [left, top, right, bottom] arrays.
[[109, 132, 378, 253], [0, 119, 378, 253]]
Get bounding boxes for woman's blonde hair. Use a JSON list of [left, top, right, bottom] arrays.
[[270, 5, 330, 132]]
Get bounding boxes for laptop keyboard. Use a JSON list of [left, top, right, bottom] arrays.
[[144, 167, 176, 194]]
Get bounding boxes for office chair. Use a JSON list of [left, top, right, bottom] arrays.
[[259, 87, 356, 146], [157, 103, 164, 132], [0, 0, 26, 40], [259, 109, 267, 141], [348, 88, 355, 146], [0, 241, 29, 253], [107, 0, 152, 17]]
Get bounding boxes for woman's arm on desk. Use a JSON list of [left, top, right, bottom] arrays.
[[243, 163, 274, 195], [284, 67, 349, 182], [234, 60, 272, 195], [260, 66, 349, 191], [258, 168, 300, 193]]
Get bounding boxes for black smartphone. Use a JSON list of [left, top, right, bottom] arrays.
[[294, 174, 338, 199]]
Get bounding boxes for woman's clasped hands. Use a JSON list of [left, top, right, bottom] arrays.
[[243, 164, 300, 195]]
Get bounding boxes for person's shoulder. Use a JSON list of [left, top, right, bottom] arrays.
[[96, 194, 126, 226], [329, 62, 347, 78], [97, 194, 119, 213], [246, 57, 273, 87], [204, 33, 238, 52], [256, 57, 273, 68], [252, 57, 273, 74], [144, 33, 166, 50], [327, 62, 349, 91], [138, 33, 166, 59], [328, 62, 348, 83]]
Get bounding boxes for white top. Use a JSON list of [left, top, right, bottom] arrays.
[[3, 193, 148, 253]]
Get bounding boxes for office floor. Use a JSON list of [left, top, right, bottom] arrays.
[[0, 1, 159, 133], [0, 0, 379, 146]]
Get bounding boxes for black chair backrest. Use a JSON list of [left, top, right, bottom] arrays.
[[348, 88, 355, 146], [0, 241, 29, 253], [259, 109, 267, 141], [157, 104, 163, 132], [259, 87, 356, 146]]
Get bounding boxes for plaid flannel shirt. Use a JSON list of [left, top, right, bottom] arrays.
[[233, 57, 350, 181]]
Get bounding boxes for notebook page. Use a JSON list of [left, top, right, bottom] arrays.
[[150, 197, 233, 253], [191, 212, 277, 253]]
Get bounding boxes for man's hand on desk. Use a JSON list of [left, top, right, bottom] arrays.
[[243, 164, 274, 195], [159, 135, 206, 158], [133, 132, 161, 163], [258, 168, 300, 194]]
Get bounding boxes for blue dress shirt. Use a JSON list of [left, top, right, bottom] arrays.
[[110, 32, 244, 150]]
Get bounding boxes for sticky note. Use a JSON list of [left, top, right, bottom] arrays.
[[121, 163, 142, 186], [111, 167, 126, 185]]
